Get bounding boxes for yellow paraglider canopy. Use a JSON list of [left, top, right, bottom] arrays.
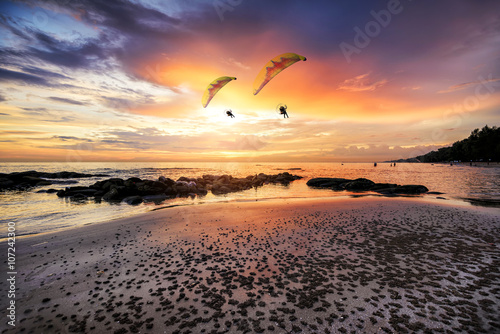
[[253, 53, 306, 95], [202, 76, 237, 108]]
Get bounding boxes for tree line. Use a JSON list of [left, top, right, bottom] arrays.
[[416, 125, 500, 162]]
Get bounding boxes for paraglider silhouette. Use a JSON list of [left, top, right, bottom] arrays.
[[225, 109, 235, 118], [275, 103, 289, 118], [202, 76, 237, 108], [253, 53, 307, 95], [279, 105, 288, 118]]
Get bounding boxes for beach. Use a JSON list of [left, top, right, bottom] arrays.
[[2, 197, 499, 334]]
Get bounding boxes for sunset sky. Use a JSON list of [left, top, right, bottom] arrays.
[[0, 0, 499, 162]]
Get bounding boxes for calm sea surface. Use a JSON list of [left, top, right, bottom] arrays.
[[1, 162, 499, 238]]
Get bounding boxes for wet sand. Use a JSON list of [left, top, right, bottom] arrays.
[[2, 197, 500, 333]]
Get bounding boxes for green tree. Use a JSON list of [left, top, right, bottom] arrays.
[[416, 125, 500, 162]]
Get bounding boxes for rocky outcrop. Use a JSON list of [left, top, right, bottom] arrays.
[[0, 171, 108, 191], [123, 196, 143, 205], [54, 172, 302, 204], [344, 178, 375, 191], [307, 177, 429, 195], [306, 178, 351, 189]]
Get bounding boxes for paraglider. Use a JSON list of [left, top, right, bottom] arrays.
[[225, 109, 235, 118], [279, 105, 289, 118], [253, 53, 307, 95], [202, 76, 237, 108], [275, 103, 289, 118]]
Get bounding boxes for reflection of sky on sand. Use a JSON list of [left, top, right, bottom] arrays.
[[11, 198, 497, 332]]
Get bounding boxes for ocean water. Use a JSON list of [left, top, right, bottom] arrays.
[[1, 162, 499, 238]]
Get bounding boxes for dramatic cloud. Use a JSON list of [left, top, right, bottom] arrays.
[[338, 73, 388, 92], [52, 135, 93, 142], [20, 66, 70, 80], [0, 0, 499, 161], [0, 68, 50, 86], [438, 77, 500, 94], [48, 97, 87, 105]]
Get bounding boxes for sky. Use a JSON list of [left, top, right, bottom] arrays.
[[0, 0, 499, 162]]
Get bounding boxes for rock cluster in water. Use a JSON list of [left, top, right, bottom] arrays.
[[307, 177, 429, 195], [56, 172, 303, 205], [0, 170, 109, 191]]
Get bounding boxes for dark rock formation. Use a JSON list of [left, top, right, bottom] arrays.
[[123, 196, 144, 205], [393, 185, 429, 194], [307, 177, 429, 195], [344, 178, 375, 191], [0, 171, 108, 191], [53, 172, 302, 205]]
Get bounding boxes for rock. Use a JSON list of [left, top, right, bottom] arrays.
[[159, 176, 175, 186], [175, 184, 189, 195], [110, 186, 128, 198], [152, 181, 167, 191], [202, 174, 216, 181], [36, 180, 53, 186], [103, 178, 124, 189], [463, 198, 500, 207], [177, 176, 196, 183], [0, 179, 14, 189], [306, 178, 352, 188], [127, 177, 142, 183], [39, 171, 303, 203], [394, 185, 429, 194], [274, 175, 286, 182], [256, 173, 267, 181], [0, 170, 108, 183], [197, 188, 208, 196], [371, 183, 398, 191], [344, 178, 375, 191], [56, 187, 99, 197], [307, 177, 429, 195], [142, 194, 167, 203], [196, 177, 206, 186], [90, 180, 104, 189], [122, 196, 143, 205], [70, 193, 88, 201], [371, 183, 398, 194], [64, 187, 98, 197], [164, 186, 176, 196], [213, 186, 231, 195], [46, 171, 108, 179], [46, 188, 59, 193], [22, 176, 49, 185], [49, 180, 79, 185], [102, 188, 120, 201], [124, 179, 138, 189]]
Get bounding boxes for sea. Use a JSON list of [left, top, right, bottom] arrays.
[[1, 162, 499, 239]]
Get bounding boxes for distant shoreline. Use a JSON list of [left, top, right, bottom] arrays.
[[384, 160, 500, 166]]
